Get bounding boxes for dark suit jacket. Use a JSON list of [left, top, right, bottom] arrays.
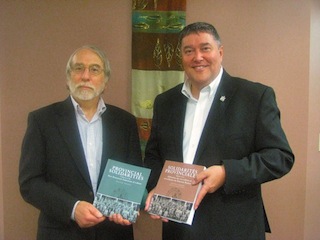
[[144, 71, 294, 240], [19, 97, 142, 240]]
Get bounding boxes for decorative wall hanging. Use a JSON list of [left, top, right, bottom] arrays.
[[132, 0, 186, 154]]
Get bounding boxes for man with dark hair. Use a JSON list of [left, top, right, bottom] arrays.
[[144, 22, 294, 240]]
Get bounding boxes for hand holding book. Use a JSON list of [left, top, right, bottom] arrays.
[[108, 213, 134, 226], [74, 201, 106, 228], [145, 188, 170, 222], [192, 165, 226, 210]]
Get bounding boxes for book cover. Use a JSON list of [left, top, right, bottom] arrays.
[[148, 160, 205, 225], [94, 159, 151, 223]]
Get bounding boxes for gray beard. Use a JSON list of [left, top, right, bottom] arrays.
[[72, 88, 99, 101], [68, 82, 105, 101]]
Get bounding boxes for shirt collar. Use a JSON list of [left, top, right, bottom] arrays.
[[182, 67, 223, 99], [70, 95, 106, 117]]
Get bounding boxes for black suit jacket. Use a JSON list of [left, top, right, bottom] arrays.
[[19, 97, 142, 240], [144, 71, 294, 240]]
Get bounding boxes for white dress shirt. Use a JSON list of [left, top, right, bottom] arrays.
[[182, 67, 223, 164]]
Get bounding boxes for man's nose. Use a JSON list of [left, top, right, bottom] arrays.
[[81, 68, 91, 80], [193, 50, 203, 61]]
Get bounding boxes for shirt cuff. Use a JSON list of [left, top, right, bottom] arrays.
[[71, 201, 81, 220]]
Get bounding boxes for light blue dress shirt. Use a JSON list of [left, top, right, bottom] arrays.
[[70, 96, 106, 220]]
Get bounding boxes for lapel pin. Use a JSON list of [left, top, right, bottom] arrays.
[[220, 96, 226, 102]]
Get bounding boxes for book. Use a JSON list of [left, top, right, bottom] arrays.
[[93, 159, 151, 223], [148, 160, 205, 225]]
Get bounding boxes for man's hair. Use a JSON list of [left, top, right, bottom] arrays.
[[66, 45, 111, 83], [178, 22, 222, 47]]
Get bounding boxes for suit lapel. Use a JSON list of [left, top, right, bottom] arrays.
[[172, 88, 188, 162], [193, 71, 237, 165], [98, 109, 113, 182], [55, 97, 92, 189]]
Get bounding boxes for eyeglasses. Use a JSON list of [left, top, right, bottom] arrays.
[[71, 64, 104, 76]]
